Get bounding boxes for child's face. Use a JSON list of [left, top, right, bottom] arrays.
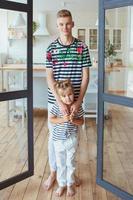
[[57, 16, 74, 37], [59, 88, 74, 105]]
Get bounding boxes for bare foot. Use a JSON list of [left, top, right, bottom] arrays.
[[67, 185, 75, 196], [74, 175, 81, 186], [42, 174, 56, 191], [55, 186, 66, 197]]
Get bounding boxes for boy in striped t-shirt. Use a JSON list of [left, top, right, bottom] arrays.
[[50, 79, 84, 197], [43, 9, 91, 191]]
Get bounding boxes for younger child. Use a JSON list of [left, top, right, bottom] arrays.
[[49, 79, 84, 197]]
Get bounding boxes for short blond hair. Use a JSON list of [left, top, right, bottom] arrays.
[[55, 79, 73, 96], [57, 9, 72, 20]]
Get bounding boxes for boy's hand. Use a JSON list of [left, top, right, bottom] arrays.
[[58, 101, 69, 115], [70, 101, 80, 116]]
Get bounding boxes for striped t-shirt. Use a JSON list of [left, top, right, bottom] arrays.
[[46, 38, 92, 104], [50, 103, 84, 141]]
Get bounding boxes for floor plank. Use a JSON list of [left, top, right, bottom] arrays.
[[0, 104, 133, 199]]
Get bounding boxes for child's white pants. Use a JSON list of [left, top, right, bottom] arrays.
[[53, 134, 78, 187]]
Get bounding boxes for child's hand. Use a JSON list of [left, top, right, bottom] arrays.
[[70, 114, 74, 123], [63, 115, 70, 122]]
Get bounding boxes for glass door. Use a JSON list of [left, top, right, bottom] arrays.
[[97, 1, 133, 200], [0, 0, 33, 190]]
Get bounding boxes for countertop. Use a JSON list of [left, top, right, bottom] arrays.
[[0, 64, 46, 71], [0, 64, 126, 72], [90, 66, 126, 73]]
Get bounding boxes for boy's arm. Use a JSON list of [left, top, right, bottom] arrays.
[[70, 116, 84, 126], [46, 68, 69, 115], [76, 67, 89, 105], [46, 68, 62, 104], [70, 67, 89, 114]]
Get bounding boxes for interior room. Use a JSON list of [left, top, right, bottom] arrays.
[[0, 0, 133, 199]]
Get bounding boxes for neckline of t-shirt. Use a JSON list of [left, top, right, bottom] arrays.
[[57, 37, 76, 47]]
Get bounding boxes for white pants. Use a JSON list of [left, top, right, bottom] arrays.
[[48, 103, 82, 172], [53, 134, 78, 187], [48, 103, 57, 171]]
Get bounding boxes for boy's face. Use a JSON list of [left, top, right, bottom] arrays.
[[59, 88, 74, 105], [57, 16, 74, 37]]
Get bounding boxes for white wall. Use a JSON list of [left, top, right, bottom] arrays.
[[7, 10, 100, 63], [1, 8, 128, 64], [0, 10, 8, 64], [33, 10, 99, 63], [2, 9, 98, 63]]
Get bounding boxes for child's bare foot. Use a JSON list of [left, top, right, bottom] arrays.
[[55, 186, 66, 197], [74, 175, 81, 186], [43, 174, 56, 191], [67, 185, 75, 196]]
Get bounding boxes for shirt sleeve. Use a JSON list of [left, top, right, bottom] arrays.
[[82, 44, 92, 68], [46, 45, 53, 69]]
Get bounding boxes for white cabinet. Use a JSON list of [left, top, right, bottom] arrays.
[[89, 29, 98, 50], [8, 27, 27, 40], [87, 67, 98, 93], [112, 29, 122, 50], [108, 67, 128, 93], [4, 70, 27, 127], [8, 27, 27, 46], [77, 29, 86, 43], [76, 27, 122, 51], [83, 67, 98, 120], [33, 71, 47, 109], [83, 67, 110, 121]]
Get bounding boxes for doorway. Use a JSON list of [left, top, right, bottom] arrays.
[[0, 0, 33, 190], [97, 1, 133, 200]]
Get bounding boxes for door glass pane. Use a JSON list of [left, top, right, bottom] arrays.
[[104, 6, 133, 99], [103, 102, 133, 195], [5, 0, 27, 3], [0, 98, 28, 182], [0, 9, 27, 93]]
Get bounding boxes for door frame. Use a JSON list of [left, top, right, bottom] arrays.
[[0, 0, 33, 190], [96, 0, 133, 199]]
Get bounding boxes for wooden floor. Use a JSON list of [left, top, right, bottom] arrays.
[[103, 105, 133, 195], [1, 103, 132, 200]]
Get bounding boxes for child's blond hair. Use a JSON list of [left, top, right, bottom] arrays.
[[55, 79, 73, 96]]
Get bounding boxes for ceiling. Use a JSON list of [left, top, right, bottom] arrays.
[[33, 0, 98, 12]]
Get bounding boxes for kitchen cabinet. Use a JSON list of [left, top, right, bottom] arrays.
[[33, 75, 47, 109], [8, 27, 27, 46], [83, 67, 98, 121], [89, 29, 98, 50], [76, 27, 122, 51], [108, 67, 128, 93], [8, 27, 27, 40], [83, 67, 120, 121], [0, 68, 27, 126], [88, 28, 122, 51], [0, 64, 47, 109], [112, 29, 121, 50], [77, 29, 86, 43], [88, 28, 110, 50]]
